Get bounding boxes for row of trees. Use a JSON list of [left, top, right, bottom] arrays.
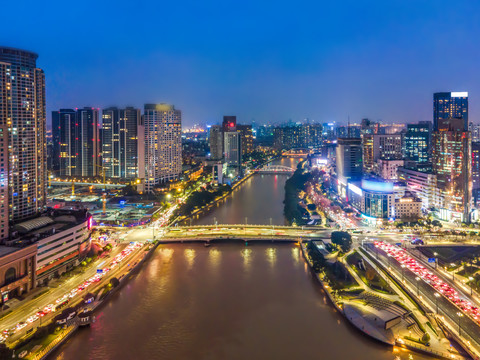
[[283, 163, 312, 225], [176, 184, 231, 217]]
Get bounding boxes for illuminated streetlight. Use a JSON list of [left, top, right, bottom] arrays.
[[469, 276, 474, 296], [457, 312, 463, 336], [401, 264, 406, 282]]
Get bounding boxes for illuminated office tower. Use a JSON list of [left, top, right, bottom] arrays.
[[404, 121, 431, 163], [102, 107, 143, 179], [0, 47, 46, 228], [144, 104, 182, 193], [433, 92, 468, 131], [336, 138, 362, 181], [432, 117, 471, 221]]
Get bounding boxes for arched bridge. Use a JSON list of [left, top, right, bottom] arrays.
[[257, 165, 295, 174]]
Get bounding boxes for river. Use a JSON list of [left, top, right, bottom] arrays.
[[52, 158, 428, 360]]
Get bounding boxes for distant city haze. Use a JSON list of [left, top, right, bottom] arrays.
[[1, 0, 480, 126]]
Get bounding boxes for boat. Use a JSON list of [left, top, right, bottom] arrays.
[[204, 242, 210, 247]]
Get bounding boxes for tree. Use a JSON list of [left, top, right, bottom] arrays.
[[110, 277, 120, 288], [0, 343, 12, 359], [331, 231, 352, 253]]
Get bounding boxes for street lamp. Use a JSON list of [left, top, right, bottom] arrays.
[[245, 217, 248, 236], [434, 292, 440, 314], [457, 312, 463, 336], [469, 277, 474, 296], [415, 276, 421, 296], [401, 264, 406, 282], [434, 252, 438, 269], [451, 263, 456, 280]]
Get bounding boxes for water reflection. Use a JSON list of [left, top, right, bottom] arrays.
[[266, 247, 276, 267], [291, 246, 300, 264], [208, 248, 221, 270], [241, 248, 252, 272], [184, 248, 196, 269]]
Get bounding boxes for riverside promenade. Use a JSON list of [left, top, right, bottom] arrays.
[[300, 241, 469, 360]]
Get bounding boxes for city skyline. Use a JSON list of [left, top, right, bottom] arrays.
[[2, 0, 480, 127]]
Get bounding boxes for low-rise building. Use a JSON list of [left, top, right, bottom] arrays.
[[0, 244, 37, 305], [397, 167, 439, 210], [394, 192, 422, 220], [7, 210, 92, 285]]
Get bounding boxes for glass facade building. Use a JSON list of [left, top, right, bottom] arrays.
[[433, 92, 468, 131]]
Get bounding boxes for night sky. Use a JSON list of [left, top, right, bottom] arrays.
[[2, 0, 480, 127]]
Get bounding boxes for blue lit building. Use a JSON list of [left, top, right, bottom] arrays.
[[404, 121, 432, 163]]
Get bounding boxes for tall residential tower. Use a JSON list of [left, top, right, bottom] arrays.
[[144, 104, 182, 193], [0, 47, 47, 230], [102, 107, 144, 179]]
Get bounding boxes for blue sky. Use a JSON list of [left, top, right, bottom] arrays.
[[2, 0, 480, 126]]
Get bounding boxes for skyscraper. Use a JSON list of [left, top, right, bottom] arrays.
[[144, 104, 182, 193], [362, 134, 402, 173], [102, 107, 144, 179], [0, 47, 47, 228], [51, 107, 101, 177], [336, 138, 362, 181], [208, 125, 224, 160], [224, 131, 242, 166], [432, 117, 471, 221], [433, 92, 468, 131], [237, 124, 253, 156], [52, 108, 76, 176], [404, 121, 432, 163]]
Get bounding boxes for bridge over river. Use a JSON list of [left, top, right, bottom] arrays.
[[155, 225, 331, 243]]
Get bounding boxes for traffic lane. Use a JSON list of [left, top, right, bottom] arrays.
[[368, 244, 480, 347], [1, 243, 128, 332]]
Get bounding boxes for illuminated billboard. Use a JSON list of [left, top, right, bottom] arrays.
[[361, 179, 393, 193]]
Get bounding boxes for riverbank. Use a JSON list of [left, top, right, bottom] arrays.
[[299, 242, 469, 360], [9, 241, 160, 360], [175, 156, 282, 226]]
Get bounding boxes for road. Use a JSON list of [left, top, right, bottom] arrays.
[[364, 243, 480, 354], [0, 242, 147, 344]]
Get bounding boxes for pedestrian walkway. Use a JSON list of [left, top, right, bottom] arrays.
[[343, 303, 395, 345]]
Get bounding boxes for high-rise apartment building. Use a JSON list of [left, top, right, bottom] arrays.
[[469, 122, 480, 142], [433, 92, 468, 131], [102, 107, 144, 179], [144, 104, 182, 193], [0, 47, 47, 228], [432, 117, 471, 221], [362, 134, 402, 173], [237, 124, 253, 156], [52, 108, 76, 175], [336, 138, 362, 181], [404, 121, 431, 163], [208, 125, 224, 160], [52, 107, 101, 177], [224, 131, 242, 166]]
